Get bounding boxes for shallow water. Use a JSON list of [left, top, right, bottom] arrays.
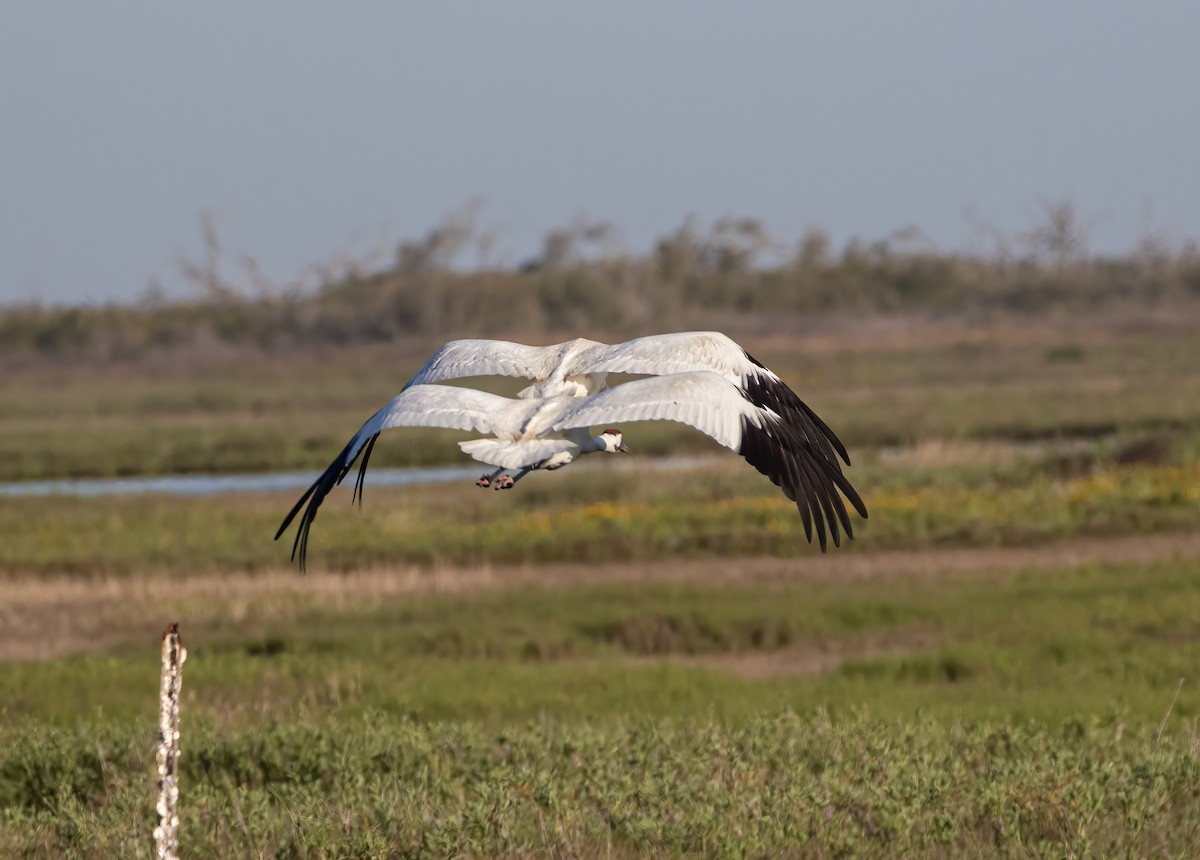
[[0, 457, 715, 499], [0, 466, 481, 498]]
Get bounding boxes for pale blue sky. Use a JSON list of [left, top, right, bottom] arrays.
[[2, 2, 1198, 304]]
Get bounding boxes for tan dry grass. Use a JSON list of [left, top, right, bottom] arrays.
[[6, 531, 1200, 663]]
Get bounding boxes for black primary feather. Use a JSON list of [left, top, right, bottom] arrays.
[[741, 352, 851, 471], [736, 414, 867, 552], [275, 432, 379, 571]]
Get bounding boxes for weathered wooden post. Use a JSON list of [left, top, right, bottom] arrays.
[[154, 623, 187, 860]]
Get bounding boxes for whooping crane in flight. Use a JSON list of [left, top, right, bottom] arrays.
[[276, 331, 867, 568]]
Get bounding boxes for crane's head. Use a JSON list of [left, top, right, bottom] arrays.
[[601, 428, 631, 454]]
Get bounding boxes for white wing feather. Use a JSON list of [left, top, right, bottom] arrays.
[[402, 332, 768, 390], [551, 371, 760, 451], [326, 384, 529, 482], [279, 333, 863, 570], [569, 331, 764, 383], [367, 384, 527, 436], [401, 339, 565, 388]]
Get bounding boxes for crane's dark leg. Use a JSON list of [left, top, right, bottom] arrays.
[[495, 467, 532, 490], [476, 467, 504, 488]]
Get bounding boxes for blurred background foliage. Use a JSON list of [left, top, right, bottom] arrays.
[[4, 201, 1199, 366]]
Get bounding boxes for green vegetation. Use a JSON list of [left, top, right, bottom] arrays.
[[6, 239, 1200, 856], [7, 558, 1200, 725], [3, 458, 1199, 576], [6, 558, 1200, 856], [4, 316, 1200, 482], [6, 713, 1200, 858]]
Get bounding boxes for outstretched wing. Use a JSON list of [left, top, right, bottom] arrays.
[[571, 331, 851, 471], [399, 339, 564, 389], [275, 385, 522, 570], [552, 371, 867, 551]]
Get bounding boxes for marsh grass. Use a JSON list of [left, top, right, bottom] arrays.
[[4, 319, 1200, 481], [7, 555, 1200, 855], [5, 709, 1200, 857], [6, 557, 1200, 727], [3, 456, 1198, 576], [6, 311, 1200, 857]]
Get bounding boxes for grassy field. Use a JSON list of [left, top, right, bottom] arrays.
[[4, 315, 1200, 483], [6, 545, 1200, 857], [7, 711, 1200, 857], [3, 455, 1200, 576], [4, 314, 1200, 857]]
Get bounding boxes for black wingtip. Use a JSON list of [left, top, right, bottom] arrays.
[[798, 399, 852, 467], [796, 500, 813, 543], [737, 413, 864, 552], [352, 434, 379, 511], [275, 434, 374, 571], [275, 478, 320, 542], [741, 369, 853, 471]]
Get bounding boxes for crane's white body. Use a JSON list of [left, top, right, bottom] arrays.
[[354, 369, 772, 472], [278, 332, 867, 567], [366, 383, 605, 471]]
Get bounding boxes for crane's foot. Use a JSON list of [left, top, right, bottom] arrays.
[[476, 474, 494, 488], [494, 475, 515, 490]]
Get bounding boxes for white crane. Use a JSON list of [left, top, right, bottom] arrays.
[[276, 331, 867, 568]]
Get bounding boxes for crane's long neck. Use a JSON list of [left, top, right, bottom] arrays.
[[584, 433, 609, 454], [564, 428, 622, 455]]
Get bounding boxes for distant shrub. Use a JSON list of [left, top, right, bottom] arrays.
[[5, 212, 1200, 365]]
